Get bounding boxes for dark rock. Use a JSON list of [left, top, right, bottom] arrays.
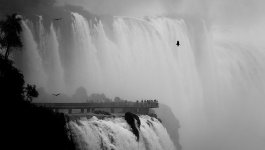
[[124, 112, 141, 141]]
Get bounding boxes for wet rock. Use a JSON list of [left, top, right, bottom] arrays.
[[124, 112, 141, 141]]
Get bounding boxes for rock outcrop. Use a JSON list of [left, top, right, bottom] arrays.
[[124, 112, 141, 141]]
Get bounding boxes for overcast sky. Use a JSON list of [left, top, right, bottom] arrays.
[[1, 0, 264, 25], [56, 0, 265, 24]]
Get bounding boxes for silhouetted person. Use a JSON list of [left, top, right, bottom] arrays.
[[176, 41, 180, 47]]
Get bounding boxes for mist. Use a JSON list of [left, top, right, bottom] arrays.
[[1, 0, 265, 150]]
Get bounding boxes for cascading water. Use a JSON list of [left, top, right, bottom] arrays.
[[13, 20, 46, 86], [36, 17, 65, 93], [15, 17, 65, 93], [16, 12, 265, 150], [69, 116, 176, 150]]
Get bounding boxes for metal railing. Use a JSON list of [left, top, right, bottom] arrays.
[[34, 101, 159, 109]]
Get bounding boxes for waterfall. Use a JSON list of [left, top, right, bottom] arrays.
[[69, 116, 176, 150], [36, 16, 65, 93], [69, 15, 205, 145], [16, 12, 265, 150], [15, 17, 65, 93], [14, 20, 46, 87], [69, 13, 203, 109]]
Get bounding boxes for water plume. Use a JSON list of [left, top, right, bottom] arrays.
[[15, 12, 265, 150]]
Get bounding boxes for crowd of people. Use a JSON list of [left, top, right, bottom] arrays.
[[137, 99, 158, 103]]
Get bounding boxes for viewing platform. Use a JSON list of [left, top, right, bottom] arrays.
[[34, 100, 159, 115]]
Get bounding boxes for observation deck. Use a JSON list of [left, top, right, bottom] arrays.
[[34, 100, 159, 114]]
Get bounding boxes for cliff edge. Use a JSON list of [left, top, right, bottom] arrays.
[[152, 103, 182, 150]]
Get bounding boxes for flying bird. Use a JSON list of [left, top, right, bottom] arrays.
[[54, 18, 62, 21], [176, 41, 180, 47], [52, 93, 60, 96]]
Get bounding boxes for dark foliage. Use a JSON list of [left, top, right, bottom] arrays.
[[0, 13, 23, 60], [0, 54, 24, 102], [0, 52, 75, 150], [24, 84, 39, 102], [0, 56, 75, 150], [1, 13, 75, 149]]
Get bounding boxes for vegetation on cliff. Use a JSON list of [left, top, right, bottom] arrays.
[[1, 13, 75, 150]]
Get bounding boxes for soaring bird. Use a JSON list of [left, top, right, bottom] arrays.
[[54, 18, 62, 21], [176, 41, 180, 46], [52, 93, 60, 96]]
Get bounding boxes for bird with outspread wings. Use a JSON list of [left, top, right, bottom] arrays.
[[52, 93, 60, 96]]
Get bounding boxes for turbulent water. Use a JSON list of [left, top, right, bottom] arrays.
[[15, 12, 265, 150], [69, 116, 175, 150]]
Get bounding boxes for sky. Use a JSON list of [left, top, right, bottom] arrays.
[[55, 0, 265, 24], [1, 0, 265, 26]]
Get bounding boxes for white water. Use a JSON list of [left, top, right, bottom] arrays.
[[17, 13, 265, 150], [15, 18, 65, 93], [14, 21, 46, 86], [69, 116, 176, 150], [36, 17, 65, 93]]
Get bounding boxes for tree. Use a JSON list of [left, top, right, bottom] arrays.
[[0, 54, 25, 103], [114, 96, 122, 102], [0, 13, 22, 60], [24, 84, 39, 102]]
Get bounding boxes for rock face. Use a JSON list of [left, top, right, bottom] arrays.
[[152, 104, 182, 150], [124, 112, 141, 141]]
